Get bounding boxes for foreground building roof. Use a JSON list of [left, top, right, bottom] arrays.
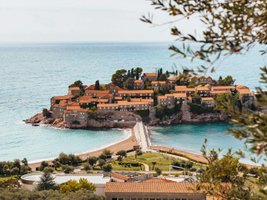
[[105, 182, 201, 194]]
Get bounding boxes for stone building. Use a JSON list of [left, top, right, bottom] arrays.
[[158, 93, 186, 108], [175, 86, 195, 96], [97, 101, 152, 111], [63, 106, 88, 127], [134, 80, 145, 90], [117, 90, 154, 99], [151, 81, 171, 92]]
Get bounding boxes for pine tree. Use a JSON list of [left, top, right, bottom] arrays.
[[95, 80, 100, 90], [37, 172, 56, 191]]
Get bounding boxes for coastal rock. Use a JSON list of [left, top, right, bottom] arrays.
[[189, 112, 228, 123], [25, 113, 45, 124], [26, 109, 228, 129], [147, 111, 227, 126], [26, 110, 141, 129]]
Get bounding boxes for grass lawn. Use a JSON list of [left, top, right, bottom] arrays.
[[132, 152, 177, 171], [109, 160, 144, 171]]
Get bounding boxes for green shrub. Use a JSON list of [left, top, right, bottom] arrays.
[[63, 166, 74, 174], [102, 164, 112, 172], [59, 178, 96, 194]]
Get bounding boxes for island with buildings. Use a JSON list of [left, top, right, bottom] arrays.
[[26, 67, 255, 129]]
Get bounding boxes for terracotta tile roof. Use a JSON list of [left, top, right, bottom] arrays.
[[236, 84, 248, 89], [85, 90, 110, 94], [65, 105, 87, 113], [105, 182, 201, 194], [143, 73, 157, 77], [175, 86, 195, 92], [86, 85, 95, 90], [111, 173, 129, 181], [237, 88, 251, 95], [114, 96, 123, 100], [67, 102, 80, 106], [201, 97, 214, 101], [58, 100, 68, 106], [79, 96, 109, 103], [130, 98, 153, 103], [141, 178, 176, 183], [53, 95, 74, 100], [211, 86, 235, 91], [196, 86, 210, 91], [166, 93, 187, 98], [85, 90, 110, 98], [158, 96, 167, 100], [66, 105, 82, 110], [134, 80, 143, 84], [101, 94, 112, 99], [108, 83, 124, 91], [118, 90, 153, 94], [69, 87, 80, 91], [210, 91, 230, 94], [97, 100, 151, 108], [151, 81, 167, 84], [97, 103, 119, 108], [117, 101, 150, 106]]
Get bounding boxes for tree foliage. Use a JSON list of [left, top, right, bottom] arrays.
[[36, 172, 56, 191], [0, 188, 103, 200], [95, 80, 100, 90], [59, 178, 96, 194], [198, 141, 251, 199], [143, 0, 267, 160], [141, 0, 267, 66], [0, 159, 30, 176], [111, 67, 143, 88]]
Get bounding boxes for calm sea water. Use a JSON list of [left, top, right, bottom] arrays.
[[0, 42, 265, 162]]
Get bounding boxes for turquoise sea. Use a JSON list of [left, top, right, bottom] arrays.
[[0, 43, 265, 163]]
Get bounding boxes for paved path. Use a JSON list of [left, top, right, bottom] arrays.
[[141, 162, 149, 172], [133, 121, 151, 151]]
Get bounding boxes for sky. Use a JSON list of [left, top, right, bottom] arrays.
[[0, 0, 200, 43]]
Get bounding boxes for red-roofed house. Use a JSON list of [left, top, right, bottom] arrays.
[[141, 73, 158, 82], [133, 80, 145, 90], [68, 87, 81, 96], [158, 93, 187, 108], [51, 95, 74, 105], [63, 106, 88, 127], [110, 173, 129, 182], [151, 81, 171, 92], [117, 90, 154, 99]]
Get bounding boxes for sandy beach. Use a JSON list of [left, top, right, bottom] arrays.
[[28, 129, 138, 171]]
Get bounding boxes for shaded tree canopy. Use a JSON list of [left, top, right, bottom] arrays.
[[36, 172, 56, 191], [141, 0, 267, 66], [142, 0, 267, 159]]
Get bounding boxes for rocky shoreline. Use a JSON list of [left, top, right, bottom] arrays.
[[25, 109, 228, 129]]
